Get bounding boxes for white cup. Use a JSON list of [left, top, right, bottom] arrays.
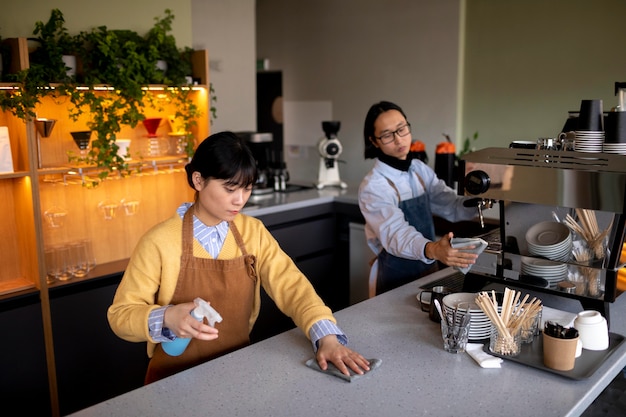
[[575, 339, 583, 358], [574, 310, 609, 351], [116, 139, 131, 160]]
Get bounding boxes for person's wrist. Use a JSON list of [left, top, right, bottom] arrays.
[[424, 242, 433, 260]]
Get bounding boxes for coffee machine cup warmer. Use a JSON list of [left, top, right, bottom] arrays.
[[315, 121, 347, 190]]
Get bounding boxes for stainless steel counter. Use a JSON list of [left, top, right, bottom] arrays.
[[69, 267, 626, 417]]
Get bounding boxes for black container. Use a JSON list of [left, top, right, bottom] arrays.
[[577, 99, 604, 131], [435, 153, 456, 188], [604, 111, 626, 143]]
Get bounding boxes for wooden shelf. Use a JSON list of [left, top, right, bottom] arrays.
[[0, 277, 35, 297]]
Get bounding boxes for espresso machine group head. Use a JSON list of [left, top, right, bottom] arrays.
[[315, 121, 347, 189]]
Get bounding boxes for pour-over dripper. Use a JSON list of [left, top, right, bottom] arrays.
[[143, 118, 162, 138], [35, 118, 58, 168], [70, 131, 92, 151], [142, 117, 169, 156], [70, 131, 92, 160], [35, 118, 56, 138]]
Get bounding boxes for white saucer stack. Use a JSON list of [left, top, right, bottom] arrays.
[[442, 292, 498, 341], [525, 221, 572, 262], [603, 142, 626, 155], [574, 130, 604, 153], [520, 256, 568, 288]]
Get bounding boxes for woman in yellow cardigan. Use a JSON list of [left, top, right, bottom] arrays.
[[108, 131, 369, 383]]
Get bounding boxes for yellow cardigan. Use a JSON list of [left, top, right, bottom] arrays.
[[107, 211, 336, 357]]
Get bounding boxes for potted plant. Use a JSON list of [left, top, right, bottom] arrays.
[[30, 8, 80, 83], [65, 11, 200, 182], [144, 9, 192, 85], [1, 9, 202, 184]]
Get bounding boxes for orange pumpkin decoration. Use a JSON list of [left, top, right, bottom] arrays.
[[410, 140, 426, 152], [436, 141, 456, 154]]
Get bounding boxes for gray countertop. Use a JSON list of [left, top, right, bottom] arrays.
[[70, 267, 626, 417], [241, 184, 359, 217]]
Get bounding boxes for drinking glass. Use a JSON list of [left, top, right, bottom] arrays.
[[50, 246, 72, 281], [82, 239, 97, 272], [489, 326, 521, 357], [68, 241, 89, 278]]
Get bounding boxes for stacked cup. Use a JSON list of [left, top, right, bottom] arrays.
[[603, 111, 626, 155], [575, 99, 605, 153]]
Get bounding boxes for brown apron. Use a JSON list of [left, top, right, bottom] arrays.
[[145, 207, 257, 384]]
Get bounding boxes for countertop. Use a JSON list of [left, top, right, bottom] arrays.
[[69, 267, 626, 417], [241, 183, 359, 217]]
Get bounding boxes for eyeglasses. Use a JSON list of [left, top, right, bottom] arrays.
[[375, 123, 411, 145]]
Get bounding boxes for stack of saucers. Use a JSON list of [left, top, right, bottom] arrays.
[[525, 221, 572, 262], [603, 142, 626, 155], [520, 256, 568, 288], [441, 292, 497, 342], [574, 130, 605, 152]]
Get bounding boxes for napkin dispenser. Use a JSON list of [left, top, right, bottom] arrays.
[[458, 147, 626, 324]]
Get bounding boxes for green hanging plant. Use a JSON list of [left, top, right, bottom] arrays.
[[1, 9, 204, 186], [30, 8, 80, 83]]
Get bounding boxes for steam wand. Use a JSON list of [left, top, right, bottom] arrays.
[[463, 198, 496, 228]]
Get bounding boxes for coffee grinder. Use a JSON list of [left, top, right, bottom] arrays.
[[315, 121, 347, 190]]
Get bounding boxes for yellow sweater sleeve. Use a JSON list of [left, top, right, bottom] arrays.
[[107, 212, 336, 356]]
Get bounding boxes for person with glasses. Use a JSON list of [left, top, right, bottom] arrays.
[[358, 101, 478, 295]]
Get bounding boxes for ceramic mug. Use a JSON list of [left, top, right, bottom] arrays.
[[419, 286, 452, 322], [574, 310, 609, 351]]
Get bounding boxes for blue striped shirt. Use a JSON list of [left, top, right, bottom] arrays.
[[148, 203, 347, 351]]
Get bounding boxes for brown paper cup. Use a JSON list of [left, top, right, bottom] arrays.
[[543, 332, 578, 371]]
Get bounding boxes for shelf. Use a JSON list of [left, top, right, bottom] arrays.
[[0, 277, 35, 297], [0, 34, 211, 416], [0, 171, 30, 180], [38, 155, 191, 176]]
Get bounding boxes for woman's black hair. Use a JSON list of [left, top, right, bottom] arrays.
[[184, 131, 258, 190], [363, 101, 409, 159]]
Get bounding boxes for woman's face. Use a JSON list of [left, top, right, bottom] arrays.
[[370, 109, 412, 160], [192, 173, 252, 225]]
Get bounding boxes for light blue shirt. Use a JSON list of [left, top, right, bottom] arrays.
[[358, 159, 476, 261], [149, 203, 346, 351]]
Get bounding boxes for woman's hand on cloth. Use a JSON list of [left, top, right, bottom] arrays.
[[316, 335, 371, 376], [425, 232, 478, 269], [164, 302, 219, 340]]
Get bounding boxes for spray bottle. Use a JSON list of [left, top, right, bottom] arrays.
[[162, 297, 223, 357]]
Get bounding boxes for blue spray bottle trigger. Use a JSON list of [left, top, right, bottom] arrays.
[[161, 298, 222, 356]]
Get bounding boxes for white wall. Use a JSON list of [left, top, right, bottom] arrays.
[[191, 0, 257, 135], [0, 0, 192, 45], [463, 0, 626, 148], [256, 0, 461, 184]]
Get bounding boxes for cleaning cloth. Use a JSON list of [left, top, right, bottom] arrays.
[[305, 358, 382, 382], [450, 237, 488, 274]]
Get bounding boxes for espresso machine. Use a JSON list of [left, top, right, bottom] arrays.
[[237, 131, 275, 195], [458, 147, 626, 326]]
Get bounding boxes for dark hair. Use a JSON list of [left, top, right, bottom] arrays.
[[185, 131, 258, 190], [363, 101, 409, 159]]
